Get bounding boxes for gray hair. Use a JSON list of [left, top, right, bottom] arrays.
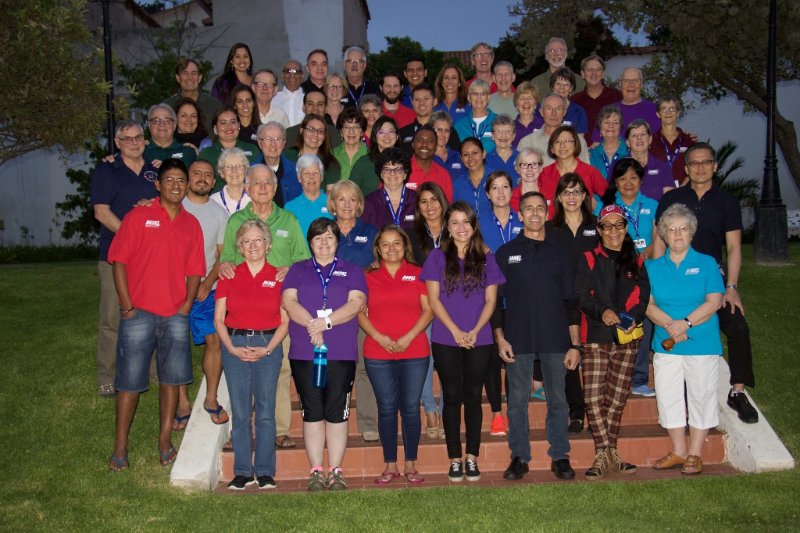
[[218, 147, 249, 173], [492, 114, 514, 130], [470, 42, 494, 55], [493, 60, 514, 73], [257, 121, 286, 139], [358, 94, 381, 109], [625, 118, 652, 138], [296, 153, 325, 176], [515, 148, 544, 168], [596, 104, 622, 130], [657, 203, 698, 241], [428, 111, 452, 127], [246, 163, 277, 185], [236, 219, 272, 249], [469, 78, 491, 94], [115, 119, 143, 138], [327, 179, 365, 217], [343, 46, 366, 62], [147, 103, 177, 122], [545, 37, 568, 53]]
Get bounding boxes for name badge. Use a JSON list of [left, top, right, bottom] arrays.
[[317, 308, 332, 318], [634, 238, 646, 250]]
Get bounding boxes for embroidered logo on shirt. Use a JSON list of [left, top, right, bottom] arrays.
[[262, 280, 277, 288], [583, 229, 597, 236], [332, 270, 348, 277], [647, 169, 659, 175], [640, 208, 651, 215], [321, 207, 329, 213], [508, 255, 522, 264], [405, 182, 418, 190], [685, 267, 700, 275], [354, 236, 368, 243], [144, 220, 161, 228], [512, 227, 521, 234], [401, 275, 416, 281], [452, 163, 462, 169], [404, 214, 414, 221], [171, 152, 184, 159], [275, 229, 289, 238]]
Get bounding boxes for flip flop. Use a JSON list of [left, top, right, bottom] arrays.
[[109, 454, 128, 472], [531, 387, 546, 400], [159, 447, 177, 466], [172, 413, 191, 432], [204, 404, 230, 425], [374, 471, 401, 485], [404, 471, 425, 484]]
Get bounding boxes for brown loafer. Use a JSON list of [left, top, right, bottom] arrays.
[[681, 455, 703, 475], [274, 435, 296, 449], [653, 452, 686, 470]]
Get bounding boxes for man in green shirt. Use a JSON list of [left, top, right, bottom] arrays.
[[143, 104, 197, 165]]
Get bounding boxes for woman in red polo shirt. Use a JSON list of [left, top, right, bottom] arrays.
[[359, 225, 433, 485], [214, 220, 289, 491]]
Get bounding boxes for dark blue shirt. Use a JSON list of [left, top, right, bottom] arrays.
[[336, 218, 378, 269]]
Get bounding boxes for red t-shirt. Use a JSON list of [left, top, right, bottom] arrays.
[[363, 261, 430, 360], [539, 160, 608, 219], [406, 157, 454, 202], [466, 76, 498, 94], [382, 103, 417, 129], [108, 198, 205, 316], [215, 261, 283, 330]]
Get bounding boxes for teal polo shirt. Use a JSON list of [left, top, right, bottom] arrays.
[[144, 140, 196, 165], [645, 246, 725, 355]]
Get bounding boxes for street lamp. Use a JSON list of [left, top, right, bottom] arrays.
[[754, 0, 790, 264], [90, 0, 116, 153]]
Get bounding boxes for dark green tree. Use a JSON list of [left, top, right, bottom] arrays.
[[55, 142, 104, 245], [367, 37, 466, 89]]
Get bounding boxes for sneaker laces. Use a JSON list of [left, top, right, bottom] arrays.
[[607, 447, 624, 468], [465, 460, 478, 473], [592, 449, 610, 471]]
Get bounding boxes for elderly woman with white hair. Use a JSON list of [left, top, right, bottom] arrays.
[[453, 79, 498, 152], [284, 154, 334, 237], [210, 147, 251, 215], [646, 203, 725, 476]]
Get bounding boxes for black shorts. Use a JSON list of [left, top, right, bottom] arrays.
[[290, 359, 356, 423]]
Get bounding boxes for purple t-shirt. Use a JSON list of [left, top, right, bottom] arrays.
[[641, 155, 675, 202], [282, 258, 368, 361], [420, 248, 505, 347], [591, 99, 660, 143]]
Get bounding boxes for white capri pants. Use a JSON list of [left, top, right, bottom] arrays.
[[653, 352, 720, 430]]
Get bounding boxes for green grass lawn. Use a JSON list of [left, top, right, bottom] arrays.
[[1, 246, 799, 532]]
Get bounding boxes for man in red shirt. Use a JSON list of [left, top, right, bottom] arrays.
[[381, 72, 416, 129], [406, 126, 454, 201], [107, 158, 206, 471], [466, 42, 498, 93]]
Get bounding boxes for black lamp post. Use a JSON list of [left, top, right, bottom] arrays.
[[754, 0, 790, 264], [92, 0, 115, 152]]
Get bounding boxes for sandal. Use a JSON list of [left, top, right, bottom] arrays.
[[681, 455, 703, 475], [204, 404, 230, 425], [274, 435, 296, 449], [159, 446, 177, 466], [424, 413, 440, 439], [653, 452, 686, 470], [404, 470, 425, 484], [172, 412, 191, 432], [373, 471, 401, 485], [109, 454, 128, 472]]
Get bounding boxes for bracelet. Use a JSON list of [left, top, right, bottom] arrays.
[[726, 283, 738, 290], [120, 306, 135, 313], [570, 344, 583, 353], [684, 317, 694, 328]]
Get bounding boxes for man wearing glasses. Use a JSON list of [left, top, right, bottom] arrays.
[[466, 42, 497, 93], [144, 103, 196, 165], [341, 46, 379, 109], [531, 37, 585, 101], [251, 69, 289, 129], [273, 60, 306, 127], [91, 120, 159, 398], [654, 142, 759, 424]]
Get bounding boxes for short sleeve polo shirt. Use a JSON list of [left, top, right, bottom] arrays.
[[215, 261, 283, 330]]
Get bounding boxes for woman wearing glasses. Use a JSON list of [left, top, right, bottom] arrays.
[[574, 205, 650, 479], [210, 147, 251, 215], [350, 116, 401, 196], [361, 147, 416, 231], [285, 113, 341, 189], [324, 73, 348, 127], [625, 119, 675, 201], [509, 149, 543, 212]]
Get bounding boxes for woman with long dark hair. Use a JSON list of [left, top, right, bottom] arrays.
[[212, 43, 254, 104], [420, 202, 505, 482], [574, 205, 650, 479], [285, 113, 341, 188], [350, 115, 400, 196]]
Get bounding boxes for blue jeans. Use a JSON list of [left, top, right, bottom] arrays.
[[115, 309, 192, 392], [221, 332, 283, 477], [506, 352, 570, 462], [365, 356, 429, 462], [420, 357, 442, 413], [632, 319, 653, 388]]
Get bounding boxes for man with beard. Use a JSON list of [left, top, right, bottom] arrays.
[[380, 72, 416, 128], [530, 37, 585, 100], [172, 159, 230, 430]]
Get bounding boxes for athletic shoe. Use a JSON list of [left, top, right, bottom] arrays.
[[465, 459, 481, 481], [228, 475, 256, 490], [257, 475, 277, 489], [607, 447, 638, 474], [727, 389, 758, 423], [447, 460, 464, 482], [308, 469, 326, 492], [585, 448, 610, 479], [490, 414, 507, 436], [632, 384, 656, 397]]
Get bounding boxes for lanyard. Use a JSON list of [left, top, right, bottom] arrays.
[[470, 117, 490, 141], [311, 256, 338, 309], [347, 83, 366, 106], [425, 223, 442, 249], [600, 150, 619, 177], [382, 187, 406, 225], [219, 187, 247, 214], [493, 210, 514, 244], [619, 201, 641, 237], [659, 135, 683, 168]]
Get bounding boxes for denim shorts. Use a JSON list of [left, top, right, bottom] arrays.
[[189, 290, 216, 345], [115, 308, 193, 392]]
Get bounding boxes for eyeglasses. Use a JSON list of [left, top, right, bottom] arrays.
[[241, 238, 265, 247], [327, 84, 344, 90], [548, 48, 567, 54], [381, 166, 405, 175], [493, 129, 514, 137], [433, 127, 450, 135], [687, 159, 715, 168], [519, 161, 542, 169], [258, 136, 285, 143], [253, 81, 275, 89], [470, 91, 489, 98], [345, 58, 366, 65], [560, 189, 584, 197], [341, 124, 362, 131], [117, 134, 144, 144], [583, 66, 603, 72], [223, 164, 246, 172], [667, 226, 691, 234], [659, 106, 678, 113], [554, 139, 576, 146], [283, 68, 302, 75], [376, 129, 397, 137], [303, 126, 326, 136], [149, 117, 175, 125], [216, 119, 239, 127], [599, 221, 627, 231]]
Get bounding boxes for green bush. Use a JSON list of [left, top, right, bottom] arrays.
[[0, 244, 98, 264]]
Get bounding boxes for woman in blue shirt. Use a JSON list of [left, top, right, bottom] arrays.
[[328, 179, 378, 269], [452, 137, 493, 217]]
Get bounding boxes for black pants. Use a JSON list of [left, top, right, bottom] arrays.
[[432, 342, 492, 459], [533, 361, 585, 421], [718, 301, 755, 387], [483, 343, 503, 413]]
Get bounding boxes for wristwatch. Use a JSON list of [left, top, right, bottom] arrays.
[[684, 317, 694, 329], [726, 283, 738, 290], [324, 316, 333, 330]]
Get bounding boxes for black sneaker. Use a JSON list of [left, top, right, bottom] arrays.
[[568, 419, 584, 433], [465, 459, 481, 481], [503, 457, 529, 480], [257, 475, 277, 490], [727, 389, 758, 424], [551, 458, 575, 480], [447, 460, 464, 482], [227, 475, 256, 490]]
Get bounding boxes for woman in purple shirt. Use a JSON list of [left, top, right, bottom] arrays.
[[361, 147, 417, 230], [281, 218, 368, 492], [421, 201, 505, 482], [626, 119, 675, 201]]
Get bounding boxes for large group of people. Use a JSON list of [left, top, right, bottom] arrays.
[[92, 38, 760, 490]]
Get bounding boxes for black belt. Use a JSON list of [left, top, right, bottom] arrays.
[[227, 327, 277, 336]]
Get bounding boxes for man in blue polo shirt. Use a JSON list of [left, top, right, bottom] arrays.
[[654, 142, 758, 423]]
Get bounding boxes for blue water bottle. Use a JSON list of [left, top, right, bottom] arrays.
[[313, 343, 328, 388]]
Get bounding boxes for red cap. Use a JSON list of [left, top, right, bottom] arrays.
[[598, 204, 625, 223]]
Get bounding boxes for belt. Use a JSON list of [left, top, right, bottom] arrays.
[[227, 327, 277, 336]]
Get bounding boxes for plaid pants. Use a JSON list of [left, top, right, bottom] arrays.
[[582, 341, 639, 448]]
